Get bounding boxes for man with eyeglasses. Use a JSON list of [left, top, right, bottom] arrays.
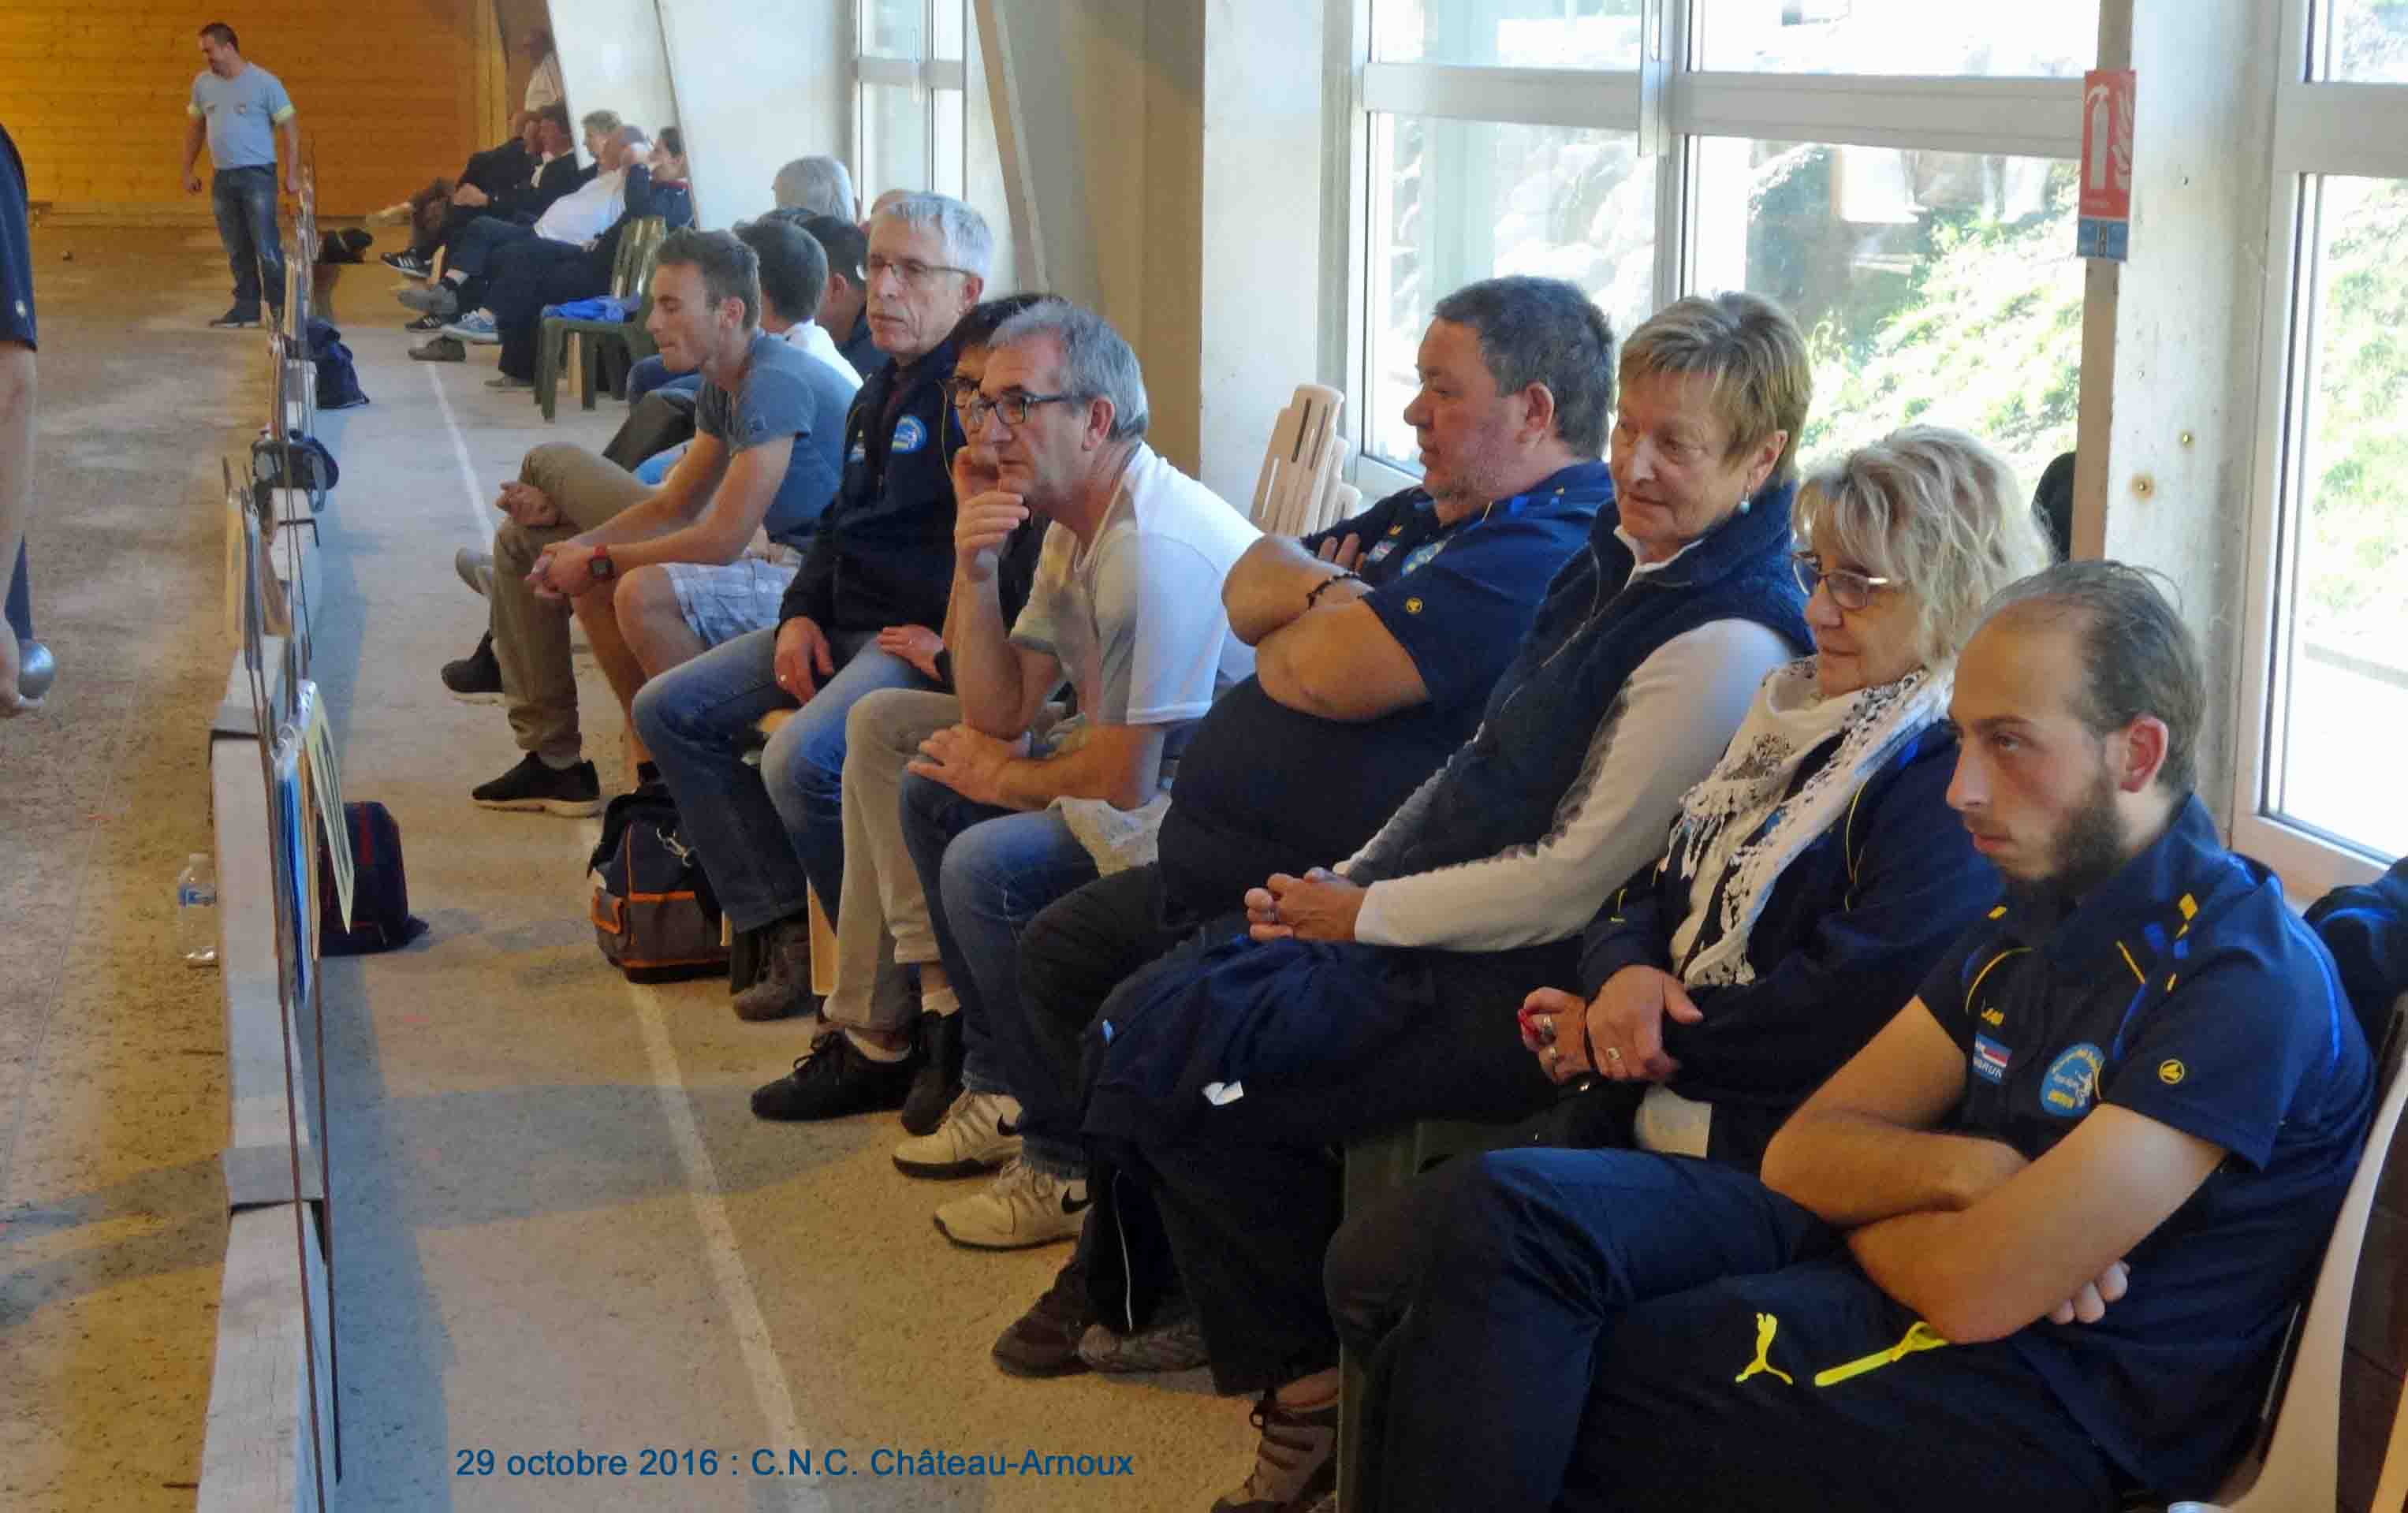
[[810, 299, 1257, 1252], [633, 193, 991, 1018]]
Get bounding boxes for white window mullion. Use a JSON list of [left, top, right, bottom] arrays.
[[2272, 80, 2408, 177], [857, 55, 919, 88], [1677, 73, 2083, 158], [1362, 63, 1641, 132]]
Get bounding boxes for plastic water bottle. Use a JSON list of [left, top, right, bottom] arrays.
[[177, 852, 219, 967]]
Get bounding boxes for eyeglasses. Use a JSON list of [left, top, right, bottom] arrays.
[[959, 389, 1080, 430], [1792, 551, 1898, 612], [866, 254, 974, 288]]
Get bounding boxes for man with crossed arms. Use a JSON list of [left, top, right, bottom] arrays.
[[1372, 561, 2375, 1513]]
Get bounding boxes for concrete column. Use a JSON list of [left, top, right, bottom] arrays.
[[2073, 0, 2282, 817], [656, 0, 849, 226], [971, 0, 1325, 504]]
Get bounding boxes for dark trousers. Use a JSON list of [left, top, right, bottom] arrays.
[[1115, 934, 1578, 1394], [1016, 863, 1199, 1125], [1373, 1149, 2123, 1513], [488, 238, 609, 380], [447, 214, 535, 281], [209, 166, 283, 315], [6, 538, 29, 643]]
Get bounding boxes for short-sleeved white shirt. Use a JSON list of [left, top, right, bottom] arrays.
[[1010, 443, 1259, 737]]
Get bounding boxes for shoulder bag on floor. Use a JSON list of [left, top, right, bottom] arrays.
[[588, 788, 729, 982]]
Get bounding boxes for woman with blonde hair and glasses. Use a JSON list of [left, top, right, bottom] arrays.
[[1336, 423, 2053, 1511]]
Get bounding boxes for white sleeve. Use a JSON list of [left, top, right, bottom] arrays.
[[1350, 619, 1795, 952]]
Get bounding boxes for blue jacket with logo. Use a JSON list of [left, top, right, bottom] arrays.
[[775, 337, 961, 638], [1348, 480, 1811, 885]]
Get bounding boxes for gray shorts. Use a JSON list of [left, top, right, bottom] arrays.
[[662, 557, 800, 649]]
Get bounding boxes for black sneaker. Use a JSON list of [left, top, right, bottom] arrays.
[[441, 631, 503, 704], [410, 335, 466, 362], [404, 313, 445, 333], [470, 753, 602, 816], [992, 1253, 1096, 1379], [208, 306, 261, 330], [900, 1008, 964, 1136], [382, 250, 434, 278], [751, 1030, 915, 1121]]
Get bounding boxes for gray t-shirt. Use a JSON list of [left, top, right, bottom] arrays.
[[695, 330, 858, 549], [189, 65, 294, 170]]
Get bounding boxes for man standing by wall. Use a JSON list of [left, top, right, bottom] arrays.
[[181, 22, 298, 330]]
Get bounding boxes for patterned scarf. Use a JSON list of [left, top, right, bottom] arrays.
[[1664, 659, 1954, 987]]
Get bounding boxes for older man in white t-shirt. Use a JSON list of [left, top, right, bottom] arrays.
[[820, 300, 1260, 1250]]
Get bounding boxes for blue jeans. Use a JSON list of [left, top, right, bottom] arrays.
[[209, 166, 284, 315], [631, 627, 931, 932], [625, 358, 699, 405], [898, 775, 1099, 1176], [633, 446, 682, 486]]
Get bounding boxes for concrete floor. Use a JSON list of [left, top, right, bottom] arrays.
[[2, 230, 1258, 1511]]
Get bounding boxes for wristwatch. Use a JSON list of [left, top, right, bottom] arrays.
[[588, 545, 617, 581]]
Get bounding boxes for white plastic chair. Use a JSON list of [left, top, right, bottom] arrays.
[[2168, 991, 2408, 1511], [1251, 383, 1354, 539]]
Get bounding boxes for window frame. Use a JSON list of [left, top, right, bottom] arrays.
[[2229, 0, 2400, 895], [1336, 2, 2084, 496], [1335, 0, 2406, 892], [854, 0, 970, 199]]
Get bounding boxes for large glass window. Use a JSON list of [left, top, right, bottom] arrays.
[[2266, 173, 2408, 860], [1690, 138, 2082, 490], [2320, 0, 2408, 83], [855, 0, 967, 200], [860, 83, 931, 203], [863, 0, 925, 58], [1363, 115, 1657, 468], [1694, 0, 2098, 76], [1373, 0, 1642, 69]]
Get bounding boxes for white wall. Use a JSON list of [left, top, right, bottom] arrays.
[[549, 0, 682, 166], [656, 0, 852, 227], [969, 0, 1325, 494]]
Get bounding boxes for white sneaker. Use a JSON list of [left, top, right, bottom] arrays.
[[934, 1158, 1088, 1250], [891, 1089, 1023, 1179]]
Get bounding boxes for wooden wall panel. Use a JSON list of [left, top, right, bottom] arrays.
[[2, 0, 498, 217]]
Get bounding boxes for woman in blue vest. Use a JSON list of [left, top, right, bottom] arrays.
[[1079, 293, 1825, 1513], [1325, 427, 2054, 1502]]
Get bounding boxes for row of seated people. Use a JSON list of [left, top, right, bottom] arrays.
[[389, 110, 694, 387], [437, 196, 992, 808], [410, 151, 880, 732], [436, 184, 2391, 1511]]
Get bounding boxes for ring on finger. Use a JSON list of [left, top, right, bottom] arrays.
[[1542, 1045, 1560, 1068], [1535, 1015, 1556, 1047], [1603, 1045, 1623, 1064]]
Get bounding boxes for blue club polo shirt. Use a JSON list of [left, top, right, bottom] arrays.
[[1919, 796, 2373, 1497], [1152, 463, 1606, 921]]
